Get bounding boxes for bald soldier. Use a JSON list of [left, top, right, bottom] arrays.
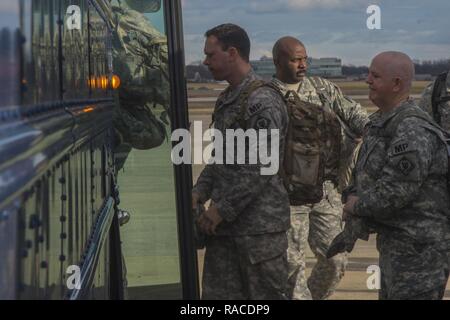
[[270, 36, 369, 300], [343, 52, 449, 300]]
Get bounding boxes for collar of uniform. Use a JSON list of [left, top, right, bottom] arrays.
[[217, 69, 259, 110], [271, 77, 289, 96], [298, 77, 316, 94], [369, 99, 416, 128]]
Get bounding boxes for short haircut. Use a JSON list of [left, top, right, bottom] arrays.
[[272, 37, 305, 63], [205, 23, 250, 62]]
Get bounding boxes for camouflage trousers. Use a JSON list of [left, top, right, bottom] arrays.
[[202, 233, 289, 300], [377, 232, 448, 300], [287, 181, 347, 300]]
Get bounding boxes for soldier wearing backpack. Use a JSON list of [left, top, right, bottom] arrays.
[[343, 52, 449, 299], [192, 24, 290, 300], [418, 70, 450, 285], [270, 37, 369, 300]]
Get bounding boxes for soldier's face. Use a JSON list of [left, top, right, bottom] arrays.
[[367, 57, 395, 107], [203, 36, 231, 81], [276, 45, 308, 84]]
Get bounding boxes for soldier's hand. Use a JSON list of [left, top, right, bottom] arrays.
[[192, 191, 201, 210], [343, 195, 359, 220], [198, 204, 223, 236]]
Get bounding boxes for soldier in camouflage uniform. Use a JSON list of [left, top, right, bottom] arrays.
[[418, 70, 450, 285], [101, 0, 170, 171], [344, 52, 449, 300], [271, 37, 369, 300], [192, 24, 290, 299]]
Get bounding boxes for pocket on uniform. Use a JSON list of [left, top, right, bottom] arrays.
[[239, 233, 288, 265], [290, 144, 320, 185], [388, 240, 447, 299]]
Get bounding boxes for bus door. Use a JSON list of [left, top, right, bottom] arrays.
[[109, 0, 198, 299]]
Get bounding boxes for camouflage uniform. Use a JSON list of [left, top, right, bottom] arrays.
[[418, 71, 450, 285], [194, 70, 290, 300], [271, 77, 369, 300], [351, 100, 449, 300]]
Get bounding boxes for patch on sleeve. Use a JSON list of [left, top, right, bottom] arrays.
[[391, 139, 411, 156], [390, 150, 421, 181], [255, 117, 271, 129], [396, 157, 415, 176]]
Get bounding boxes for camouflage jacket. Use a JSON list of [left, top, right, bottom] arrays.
[[352, 100, 450, 243], [193, 70, 290, 236], [271, 77, 369, 190], [418, 71, 450, 132]]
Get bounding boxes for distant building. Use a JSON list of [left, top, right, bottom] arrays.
[[251, 56, 343, 79], [250, 55, 275, 80], [415, 74, 433, 81], [308, 57, 343, 77]]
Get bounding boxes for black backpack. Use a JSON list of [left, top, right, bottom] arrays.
[[431, 72, 450, 127]]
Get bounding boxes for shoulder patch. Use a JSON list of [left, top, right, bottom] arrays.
[[393, 141, 410, 155], [396, 157, 415, 176], [255, 116, 271, 129], [390, 139, 414, 157], [391, 151, 421, 181]]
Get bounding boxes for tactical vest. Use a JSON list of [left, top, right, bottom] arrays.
[[236, 80, 341, 205]]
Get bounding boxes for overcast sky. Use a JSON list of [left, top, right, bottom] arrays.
[[181, 0, 450, 66]]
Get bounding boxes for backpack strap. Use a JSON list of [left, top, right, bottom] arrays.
[[236, 80, 284, 129], [309, 76, 360, 141], [381, 106, 450, 147]]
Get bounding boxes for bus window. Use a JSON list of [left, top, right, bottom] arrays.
[[0, 1, 20, 108], [61, 0, 91, 100], [108, 0, 182, 299]]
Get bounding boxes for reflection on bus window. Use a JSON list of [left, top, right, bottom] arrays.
[[104, 1, 182, 299], [99, 0, 170, 170]]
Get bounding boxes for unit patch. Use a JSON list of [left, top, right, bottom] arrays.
[[397, 157, 415, 176], [255, 117, 271, 129]]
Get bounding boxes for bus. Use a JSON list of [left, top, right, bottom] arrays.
[[0, 0, 198, 300]]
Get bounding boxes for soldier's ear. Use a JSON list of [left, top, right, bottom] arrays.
[[273, 58, 279, 67], [392, 77, 402, 92], [227, 47, 239, 61]]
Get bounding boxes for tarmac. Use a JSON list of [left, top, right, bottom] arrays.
[[189, 86, 450, 300]]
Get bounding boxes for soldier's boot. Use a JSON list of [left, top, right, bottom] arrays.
[[117, 209, 131, 226], [288, 268, 312, 300]]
